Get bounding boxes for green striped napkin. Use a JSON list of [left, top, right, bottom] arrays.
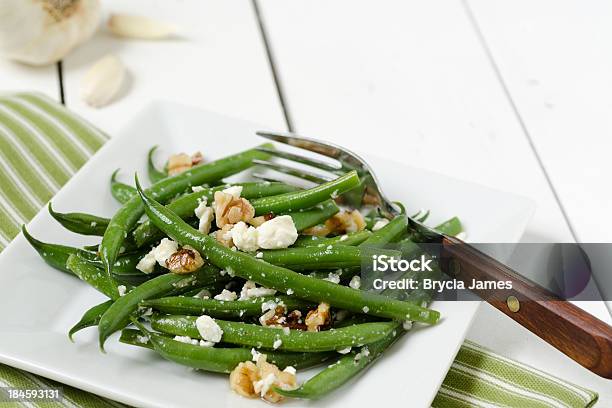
[[0, 92, 599, 408]]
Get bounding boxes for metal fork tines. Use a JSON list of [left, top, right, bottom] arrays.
[[255, 130, 405, 223]]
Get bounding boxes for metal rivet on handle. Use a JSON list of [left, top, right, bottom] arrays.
[[507, 296, 520, 313]]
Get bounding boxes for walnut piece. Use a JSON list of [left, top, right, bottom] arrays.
[[167, 151, 204, 176], [303, 209, 366, 237], [214, 224, 234, 247], [229, 355, 297, 403], [213, 191, 255, 228], [305, 302, 331, 332], [248, 213, 274, 227], [165, 245, 204, 274]]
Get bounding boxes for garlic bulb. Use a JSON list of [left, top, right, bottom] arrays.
[[0, 0, 100, 66], [80, 54, 126, 108]]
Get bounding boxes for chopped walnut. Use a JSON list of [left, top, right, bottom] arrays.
[[167, 152, 204, 176], [213, 191, 255, 228], [305, 302, 331, 332], [303, 210, 366, 237], [229, 354, 297, 403], [214, 224, 234, 247], [249, 213, 274, 227], [260, 305, 307, 330], [165, 245, 204, 274]]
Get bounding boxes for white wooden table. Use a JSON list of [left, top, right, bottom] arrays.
[[1, 0, 610, 404]]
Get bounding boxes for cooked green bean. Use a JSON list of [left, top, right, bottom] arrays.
[[275, 329, 403, 399], [132, 181, 299, 247], [22, 225, 95, 274], [98, 265, 227, 349], [66, 253, 120, 299], [111, 169, 137, 204], [288, 200, 339, 231], [101, 146, 270, 282], [293, 230, 372, 248], [250, 171, 359, 216], [360, 215, 408, 246], [147, 146, 168, 184], [48, 203, 109, 236], [119, 328, 155, 350], [141, 295, 312, 317], [151, 314, 399, 352], [69, 300, 113, 341], [435, 216, 463, 236], [130, 321, 334, 372], [136, 181, 440, 324]]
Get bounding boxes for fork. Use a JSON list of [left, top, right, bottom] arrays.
[[255, 130, 612, 379]]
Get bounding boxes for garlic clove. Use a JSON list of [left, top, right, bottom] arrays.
[[107, 13, 176, 40], [80, 54, 126, 108]]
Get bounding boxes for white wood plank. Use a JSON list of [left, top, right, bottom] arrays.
[[258, 0, 573, 243], [0, 60, 59, 101], [61, 0, 286, 136], [259, 0, 611, 400], [466, 0, 612, 243]]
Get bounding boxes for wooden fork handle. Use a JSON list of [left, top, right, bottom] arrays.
[[441, 235, 612, 379]]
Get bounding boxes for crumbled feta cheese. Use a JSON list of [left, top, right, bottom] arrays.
[[354, 347, 370, 361], [323, 272, 341, 284], [153, 238, 179, 266], [273, 338, 282, 349], [283, 366, 296, 375], [194, 199, 214, 234], [214, 289, 237, 301], [195, 315, 223, 343], [362, 306, 369, 313], [326, 245, 333, 250], [173, 335, 214, 347], [222, 185, 243, 198], [372, 219, 390, 231], [193, 289, 211, 299], [239, 280, 276, 300], [337, 347, 352, 354], [261, 299, 280, 313], [136, 334, 149, 344], [230, 222, 259, 252], [257, 215, 298, 249], [90, 221, 97, 228], [192, 186, 205, 192], [253, 373, 276, 397], [251, 348, 263, 362], [349, 275, 361, 289], [403, 320, 413, 330], [136, 251, 156, 273], [339, 234, 348, 241], [117, 285, 127, 297], [286, 288, 294, 295], [255, 252, 264, 259]]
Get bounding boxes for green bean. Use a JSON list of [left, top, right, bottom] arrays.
[[66, 253, 121, 299], [111, 169, 137, 204], [147, 146, 168, 184], [132, 181, 299, 247], [293, 230, 372, 248], [141, 295, 312, 317], [360, 215, 408, 246], [48, 203, 109, 236], [260, 246, 362, 270], [435, 216, 463, 236], [69, 300, 113, 341], [22, 225, 95, 274], [136, 181, 440, 324], [250, 171, 359, 216], [101, 146, 270, 283], [119, 328, 155, 350], [275, 329, 403, 399], [98, 265, 227, 349], [151, 314, 399, 352], [288, 200, 339, 231], [131, 320, 334, 372]]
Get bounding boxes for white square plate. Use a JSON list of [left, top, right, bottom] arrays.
[[0, 102, 535, 408]]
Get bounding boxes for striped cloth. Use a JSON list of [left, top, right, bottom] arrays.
[[0, 92, 599, 408]]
